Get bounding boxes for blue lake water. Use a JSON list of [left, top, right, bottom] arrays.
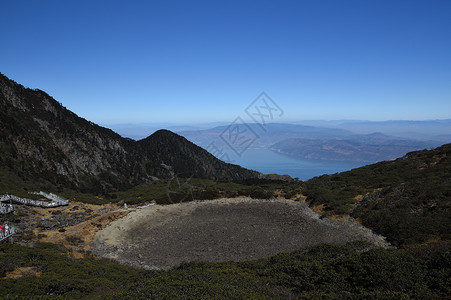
[[228, 149, 368, 180]]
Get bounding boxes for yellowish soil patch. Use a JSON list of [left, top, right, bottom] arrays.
[[353, 217, 363, 225], [328, 214, 349, 222], [292, 194, 307, 202], [31, 201, 130, 257], [274, 191, 306, 202], [4, 267, 41, 279], [71, 250, 85, 259], [312, 204, 325, 214], [273, 190, 284, 197], [420, 154, 446, 169], [354, 194, 363, 203], [422, 236, 441, 245]]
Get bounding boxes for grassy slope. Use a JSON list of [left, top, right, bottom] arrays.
[[303, 143, 451, 246], [1, 241, 449, 299]]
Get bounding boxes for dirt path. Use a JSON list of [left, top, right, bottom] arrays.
[[92, 198, 389, 270]]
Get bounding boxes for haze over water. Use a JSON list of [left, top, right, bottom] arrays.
[[230, 149, 367, 180]]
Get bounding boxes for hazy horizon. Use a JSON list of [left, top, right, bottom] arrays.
[[103, 118, 451, 141], [104, 117, 451, 128]]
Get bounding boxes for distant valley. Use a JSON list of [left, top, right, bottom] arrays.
[[175, 123, 443, 163], [108, 121, 446, 164]]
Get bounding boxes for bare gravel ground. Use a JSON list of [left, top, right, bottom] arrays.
[[92, 198, 389, 270]]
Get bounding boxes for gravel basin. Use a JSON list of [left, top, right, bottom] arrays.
[[92, 198, 389, 270]]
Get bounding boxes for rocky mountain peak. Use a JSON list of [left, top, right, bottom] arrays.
[[0, 73, 259, 192]]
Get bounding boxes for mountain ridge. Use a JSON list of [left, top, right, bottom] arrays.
[[179, 122, 441, 163], [270, 134, 440, 163], [0, 73, 259, 192]]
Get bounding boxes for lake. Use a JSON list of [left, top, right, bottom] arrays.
[[226, 149, 368, 180]]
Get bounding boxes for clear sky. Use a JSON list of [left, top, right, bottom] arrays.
[[1, 0, 450, 125]]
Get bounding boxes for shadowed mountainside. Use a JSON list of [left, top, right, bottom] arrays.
[[0, 73, 259, 192]]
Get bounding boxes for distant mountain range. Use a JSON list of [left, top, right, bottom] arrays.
[[179, 123, 442, 163], [293, 119, 451, 142], [271, 134, 438, 162], [0, 73, 259, 192], [110, 119, 451, 144], [180, 123, 353, 149]]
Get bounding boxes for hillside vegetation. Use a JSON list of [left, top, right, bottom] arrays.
[[303, 143, 451, 246], [1, 241, 449, 299], [1, 144, 450, 298]]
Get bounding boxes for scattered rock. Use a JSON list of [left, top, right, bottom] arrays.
[[93, 198, 390, 270]]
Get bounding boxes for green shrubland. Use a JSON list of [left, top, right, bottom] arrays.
[[0, 242, 449, 299]]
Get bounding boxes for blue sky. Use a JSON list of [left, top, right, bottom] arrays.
[[1, 0, 450, 125]]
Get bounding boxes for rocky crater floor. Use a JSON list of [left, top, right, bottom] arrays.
[[92, 198, 390, 270]]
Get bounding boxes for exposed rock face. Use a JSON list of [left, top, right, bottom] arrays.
[[0, 73, 259, 191]]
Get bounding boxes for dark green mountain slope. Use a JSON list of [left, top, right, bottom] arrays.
[[137, 129, 259, 180], [0, 73, 259, 192], [303, 143, 451, 246]]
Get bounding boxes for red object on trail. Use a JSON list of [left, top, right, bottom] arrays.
[[0, 225, 4, 232]]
